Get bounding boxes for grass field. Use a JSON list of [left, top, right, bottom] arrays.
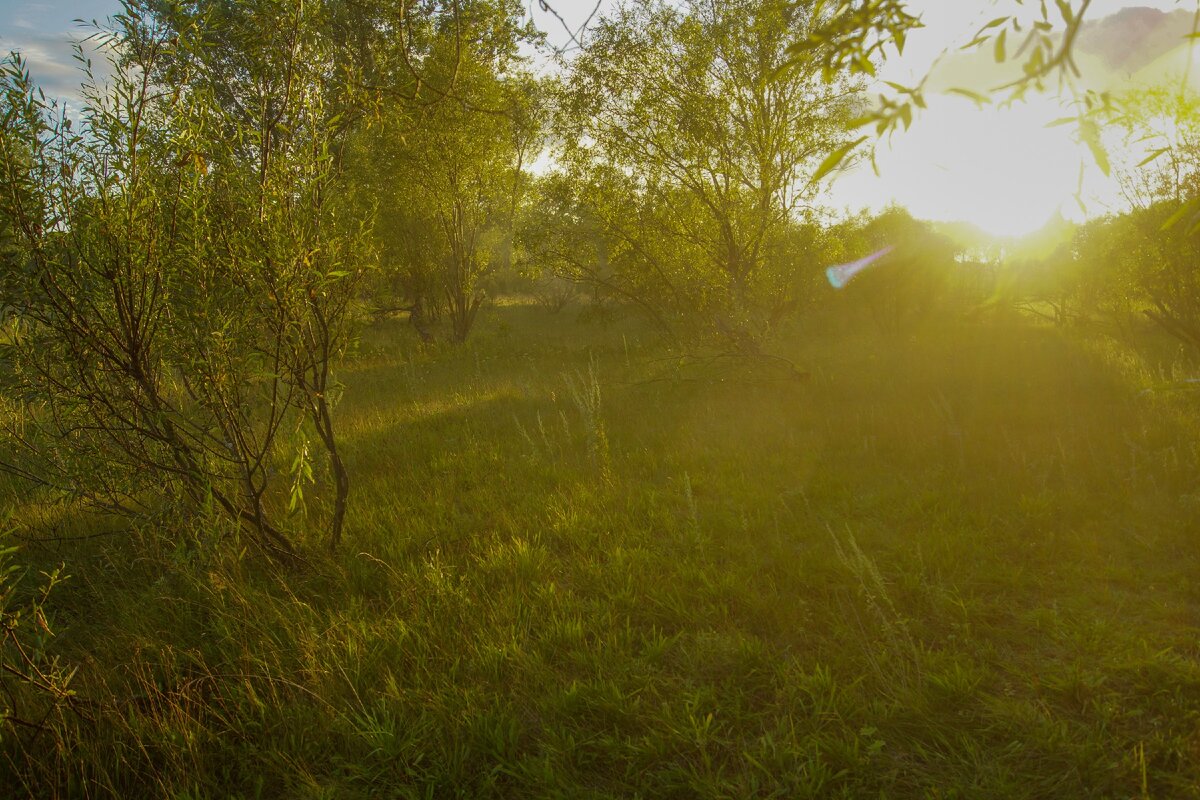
[[4, 301, 1200, 797]]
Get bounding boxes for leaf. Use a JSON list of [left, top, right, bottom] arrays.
[[1080, 120, 1110, 176], [977, 16, 1010, 33], [813, 136, 867, 183], [994, 28, 1008, 62], [1162, 196, 1200, 230], [1137, 148, 1169, 168], [945, 87, 991, 105], [1056, 0, 1074, 25]]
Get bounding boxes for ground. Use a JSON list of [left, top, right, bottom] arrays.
[[4, 301, 1200, 797]]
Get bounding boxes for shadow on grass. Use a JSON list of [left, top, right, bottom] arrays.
[[6, 305, 1200, 798]]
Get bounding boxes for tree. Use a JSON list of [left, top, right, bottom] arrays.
[[828, 207, 960, 332], [1096, 88, 1200, 349], [350, 0, 543, 342], [1117, 88, 1200, 209], [552, 0, 862, 351], [0, 1, 371, 556]]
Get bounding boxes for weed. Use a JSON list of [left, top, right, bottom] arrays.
[[3, 306, 1200, 797], [565, 354, 610, 476]]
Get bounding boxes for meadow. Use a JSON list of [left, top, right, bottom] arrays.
[[3, 301, 1200, 798]]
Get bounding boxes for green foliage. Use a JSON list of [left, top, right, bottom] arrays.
[[1072, 205, 1200, 349], [1116, 88, 1200, 209], [828, 207, 961, 332], [547, 0, 863, 351], [0, 524, 78, 760], [347, 0, 544, 343], [795, 0, 1129, 178], [790, 0, 923, 82], [1044, 88, 1200, 349], [5, 2, 1200, 795], [0, 2, 371, 555], [4, 307, 1200, 795]]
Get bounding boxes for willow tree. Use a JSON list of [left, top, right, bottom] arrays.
[[349, 0, 543, 342], [553, 0, 861, 351], [795, 0, 1200, 176], [0, 1, 372, 556]]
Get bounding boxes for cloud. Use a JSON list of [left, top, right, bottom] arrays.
[[0, 28, 111, 108], [1076, 7, 1194, 75]]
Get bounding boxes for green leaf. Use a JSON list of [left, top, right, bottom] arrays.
[[1080, 120, 1110, 176], [813, 136, 867, 183], [1137, 148, 1169, 168], [994, 28, 1008, 62], [1056, 0, 1074, 25], [945, 87, 991, 105]]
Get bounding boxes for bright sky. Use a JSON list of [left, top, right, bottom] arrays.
[[832, 0, 1200, 236], [2, 0, 1197, 237], [0, 1, 111, 101]]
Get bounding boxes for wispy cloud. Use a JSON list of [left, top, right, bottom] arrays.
[[0, 27, 111, 107]]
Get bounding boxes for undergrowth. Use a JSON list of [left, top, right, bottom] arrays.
[[2, 303, 1199, 798]]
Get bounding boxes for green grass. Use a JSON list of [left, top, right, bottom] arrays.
[[3, 302, 1200, 797]]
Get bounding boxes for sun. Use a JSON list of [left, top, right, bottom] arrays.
[[891, 94, 1091, 237], [832, 94, 1113, 239]]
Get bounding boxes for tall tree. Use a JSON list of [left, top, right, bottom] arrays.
[[351, 0, 544, 342], [0, 1, 371, 555], [551, 0, 862, 351]]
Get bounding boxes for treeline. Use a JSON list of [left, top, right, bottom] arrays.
[[4, 1, 1197, 562]]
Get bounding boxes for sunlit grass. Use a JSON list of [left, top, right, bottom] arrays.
[[4, 303, 1200, 796]]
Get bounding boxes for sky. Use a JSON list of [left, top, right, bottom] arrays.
[[831, 0, 1199, 235], [1, 0, 1197, 237], [0, 1, 112, 101]]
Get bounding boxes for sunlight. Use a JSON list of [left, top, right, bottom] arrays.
[[834, 93, 1106, 238], [6, 2, 1200, 794], [826, 0, 1200, 238]]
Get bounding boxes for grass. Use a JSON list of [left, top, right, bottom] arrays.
[[3, 301, 1200, 797]]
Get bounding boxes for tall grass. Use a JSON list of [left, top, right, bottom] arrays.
[[1, 304, 1199, 797]]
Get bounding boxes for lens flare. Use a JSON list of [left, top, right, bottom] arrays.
[[826, 245, 895, 290]]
